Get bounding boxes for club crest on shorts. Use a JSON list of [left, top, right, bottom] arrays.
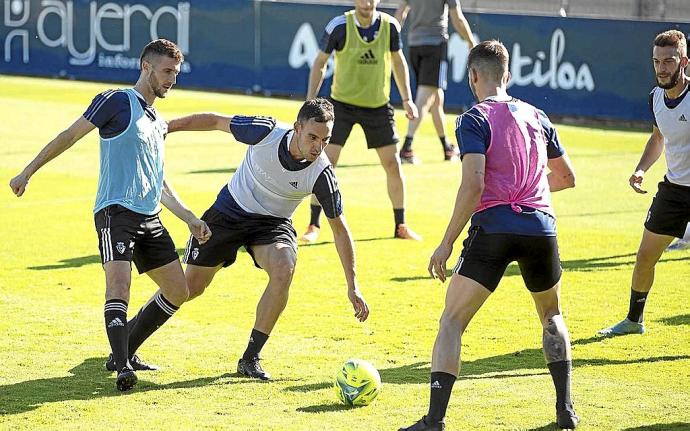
[[116, 242, 126, 255], [192, 248, 199, 260]]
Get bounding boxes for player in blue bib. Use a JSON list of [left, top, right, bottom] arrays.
[[10, 39, 211, 392]]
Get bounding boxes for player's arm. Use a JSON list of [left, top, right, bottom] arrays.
[[394, 1, 410, 25], [167, 113, 232, 133], [539, 110, 575, 192], [547, 153, 576, 192], [391, 50, 419, 120], [9, 116, 95, 197], [429, 154, 485, 281], [449, 3, 477, 48], [629, 126, 664, 194], [327, 214, 369, 322], [160, 178, 211, 244], [307, 51, 331, 100], [312, 168, 368, 321]]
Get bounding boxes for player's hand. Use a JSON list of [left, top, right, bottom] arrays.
[[403, 99, 418, 120], [348, 287, 369, 322], [428, 243, 453, 282], [629, 170, 647, 194], [9, 172, 30, 197], [188, 218, 212, 244]]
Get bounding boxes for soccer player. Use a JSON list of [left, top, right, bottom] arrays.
[[166, 98, 369, 380], [599, 30, 690, 336], [399, 41, 578, 430], [9, 39, 211, 392], [300, 0, 422, 243], [395, 0, 477, 164]]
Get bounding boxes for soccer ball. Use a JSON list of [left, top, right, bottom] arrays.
[[334, 359, 382, 406]]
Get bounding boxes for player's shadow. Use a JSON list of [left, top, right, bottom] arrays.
[[657, 313, 690, 326], [28, 248, 189, 270], [377, 336, 690, 385], [28, 255, 101, 270], [622, 424, 690, 431], [296, 403, 353, 413], [0, 357, 240, 416], [300, 237, 390, 248]]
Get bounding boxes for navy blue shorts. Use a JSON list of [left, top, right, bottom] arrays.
[[453, 226, 562, 293], [645, 178, 690, 238]]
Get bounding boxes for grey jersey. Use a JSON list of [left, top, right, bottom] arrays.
[[651, 86, 690, 187], [228, 123, 331, 218], [402, 0, 457, 47]]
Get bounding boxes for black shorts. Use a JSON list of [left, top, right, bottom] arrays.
[[409, 43, 448, 90], [330, 98, 399, 149], [94, 204, 179, 274], [183, 207, 298, 268], [645, 178, 690, 238], [452, 226, 562, 293]]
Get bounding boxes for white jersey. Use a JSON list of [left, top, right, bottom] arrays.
[[651, 86, 690, 186], [228, 123, 331, 218]]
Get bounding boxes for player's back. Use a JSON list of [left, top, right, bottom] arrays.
[[468, 98, 553, 215]]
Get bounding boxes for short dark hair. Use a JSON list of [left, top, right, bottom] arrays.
[[654, 30, 687, 56], [297, 98, 335, 124], [467, 40, 510, 82], [139, 39, 184, 68]]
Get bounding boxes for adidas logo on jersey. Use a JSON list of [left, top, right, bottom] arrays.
[[431, 380, 442, 389], [680, 114, 688, 122], [358, 49, 378, 65], [289, 181, 299, 189], [107, 317, 125, 328]]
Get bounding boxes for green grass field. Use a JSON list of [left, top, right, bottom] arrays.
[[1, 75, 689, 430]]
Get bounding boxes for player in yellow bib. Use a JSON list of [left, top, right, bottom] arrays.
[[300, 0, 422, 242]]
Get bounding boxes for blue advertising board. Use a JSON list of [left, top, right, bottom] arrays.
[[1, 0, 688, 121]]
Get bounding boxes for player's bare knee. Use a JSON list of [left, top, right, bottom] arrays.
[[185, 273, 208, 300], [268, 255, 296, 285], [439, 310, 469, 334], [105, 280, 130, 300], [635, 247, 660, 269]]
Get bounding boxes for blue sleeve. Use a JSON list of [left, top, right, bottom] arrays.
[[83, 90, 129, 131], [537, 110, 565, 159], [229, 116, 277, 145], [312, 166, 343, 219], [649, 89, 657, 127], [456, 108, 490, 158], [320, 16, 346, 53], [390, 17, 402, 51]]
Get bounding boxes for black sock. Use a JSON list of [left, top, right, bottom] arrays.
[[242, 329, 269, 360], [402, 136, 413, 152], [128, 293, 179, 357], [394, 208, 405, 227], [427, 371, 456, 422], [626, 289, 649, 323], [547, 360, 573, 410], [439, 136, 449, 150], [104, 299, 129, 372], [309, 204, 322, 228]]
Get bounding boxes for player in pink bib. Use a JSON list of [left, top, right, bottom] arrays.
[[400, 40, 578, 431]]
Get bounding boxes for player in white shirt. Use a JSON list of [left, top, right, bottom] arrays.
[[600, 30, 690, 336]]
